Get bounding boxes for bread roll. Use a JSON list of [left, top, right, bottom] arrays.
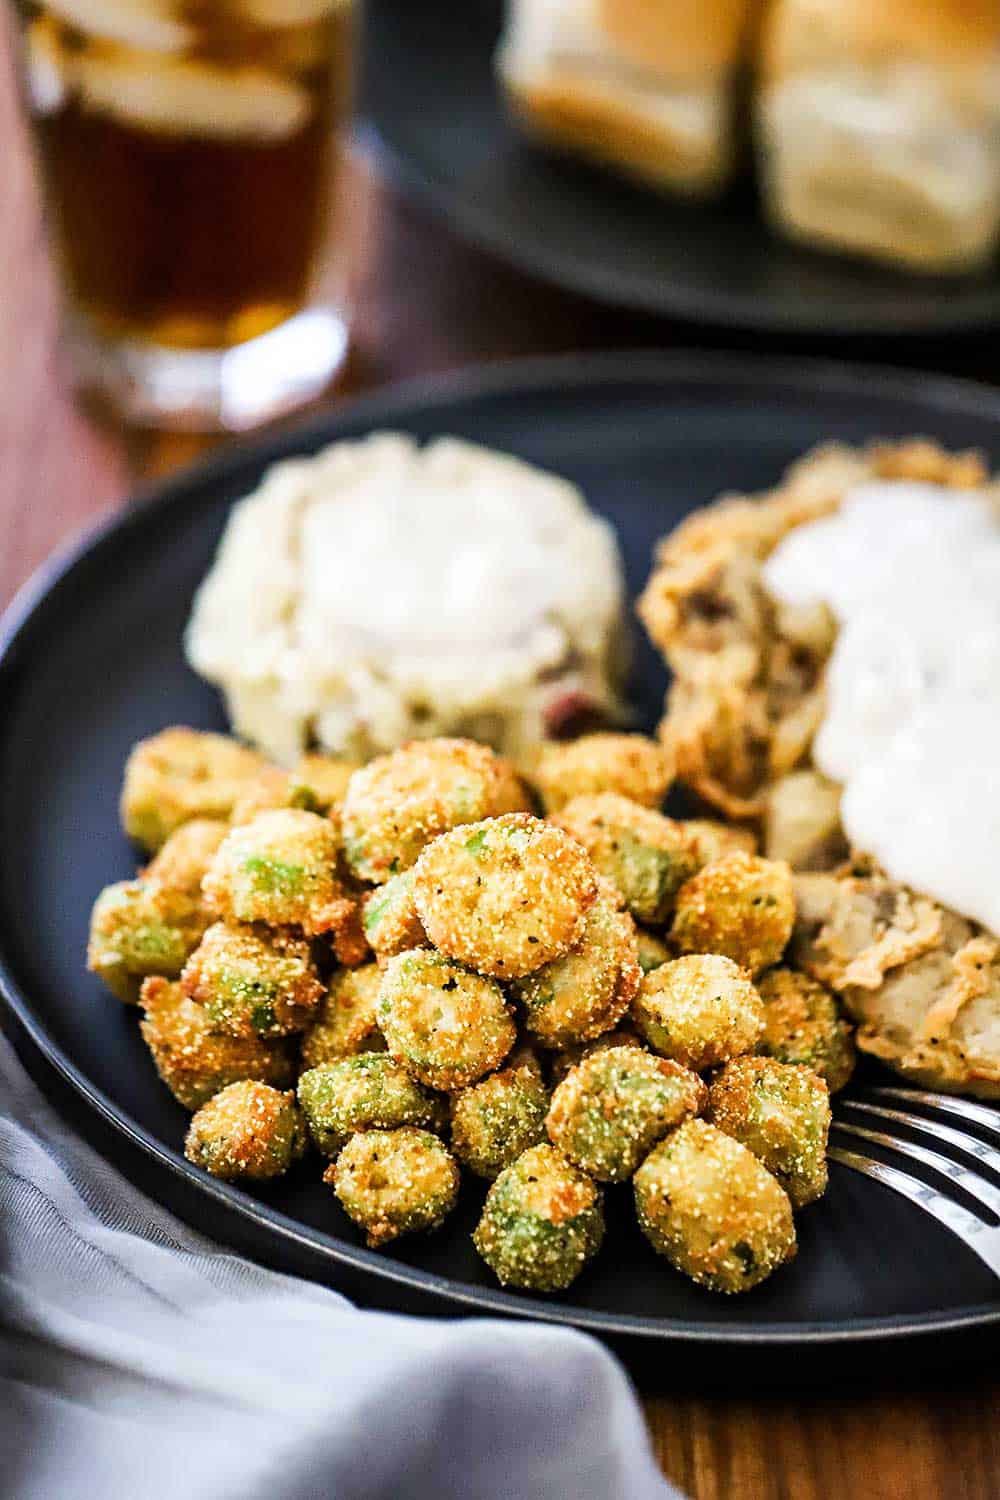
[[497, 0, 759, 196], [757, 0, 1000, 272]]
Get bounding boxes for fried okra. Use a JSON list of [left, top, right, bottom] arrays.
[[546, 1022, 646, 1088], [634, 1119, 796, 1293], [300, 964, 386, 1069], [553, 794, 700, 927], [636, 930, 672, 975], [292, 754, 359, 814], [413, 814, 597, 978], [511, 882, 641, 1049], [203, 808, 355, 939], [632, 954, 764, 1072], [672, 852, 795, 974], [88, 879, 209, 1002], [546, 1047, 706, 1182], [450, 1048, 549, 1179], [377, 949, 516, 1089], [121, 728, 268, 851], [684, 820, 757, 866], [298, 1054, 444, 1156], [142, 819, 228, 893], [326, 1127, 459, 1247], [184, 1080, 306, 1182], [139, 977, 296, 1110], [341, 738, 531, 884], [527, 733, 673, 814], [757, 967, 856, 1093], [707, 1056, 830, 1209], [181, 921, 323, 1040], [362, 871, 427, 962], [473, 1143, 605, 1292]]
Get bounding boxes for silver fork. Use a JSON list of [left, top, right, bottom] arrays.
[[829, 1086, 1000, 1277]]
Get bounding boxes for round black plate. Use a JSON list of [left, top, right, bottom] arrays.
[[361, 0, 1000, 338], [3, 353, 1000, 1371]]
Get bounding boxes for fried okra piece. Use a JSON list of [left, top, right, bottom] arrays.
[[473, 1143, 605, 1292], [527, 733, 673, 814], [757, 968, 856, 1094], [547, 1047, 706, 1183], [553, 794, 700, 927], [547, 1022, 646, 1088], [202, 808, 356, 941], [450, 1048, 549, 1179], [707, 1056, 831, 1209], [634, 1119, 796, 1293], [300, 964, 386, 1069], [636, 930, 672, 975], [684, 820, 757, 866], [632, 955, 764, 1072], [88, 879, 209, 1002], [511, 881, 641, 1049], [184, 1080, 306, 1182], [298, 1054, 444, 1156], [341, 738, 531, 884], [139, 977, 296, 1110], [229, 767, 311, 826], [413, 814, 597, 978], [143, 818, 229, 893], [377, 949, 516, 1089], [181, 921, 323, 1040], [672, 852, 795, 974], [326, 1127, 460, 1248], [121, 728, 268, 851], [291, 754, 359, 814], [362, 871, 427, 962]]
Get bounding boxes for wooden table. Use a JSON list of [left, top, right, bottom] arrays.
[[2, 30, 999, 1500]]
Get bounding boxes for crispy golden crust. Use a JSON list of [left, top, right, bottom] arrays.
[[413, 814, 597, 979], [641, 440, 990, 817], [139, 977, 296, 1111], [326, 1128, 460, 1248], [526, 733, 673, 814], [342, 738, 532, 885], [790, 872, 1000, 1098], [121, 728, 268, 851], [634, 1119, 796, 1293], [707, 1055, 830, 1209], [671, 852, 795, 975], [184, 1080, 305, 1182], [180, 920, 323, 1041], [632, 953, 764, 1072], [300, 964, 386, 1068]]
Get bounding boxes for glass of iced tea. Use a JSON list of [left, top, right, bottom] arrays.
[[11, 0, 357, 429]]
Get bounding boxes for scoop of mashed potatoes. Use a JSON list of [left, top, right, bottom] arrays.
[[185, 435, 627, 764]]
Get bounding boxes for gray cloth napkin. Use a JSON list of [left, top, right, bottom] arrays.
[[0, 1034, 677, 1500]]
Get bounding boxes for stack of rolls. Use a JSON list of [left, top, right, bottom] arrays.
[[498, 0, 1000, 274]]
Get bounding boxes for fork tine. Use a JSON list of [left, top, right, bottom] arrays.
[[843, 1100, 1000, 1184], [832, 1120, 1000, 1218], [828, 1147, 1000, 1275], [868, 1087, 1000, 1142]]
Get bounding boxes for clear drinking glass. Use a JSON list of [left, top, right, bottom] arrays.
[[11, 0, 357, 429]]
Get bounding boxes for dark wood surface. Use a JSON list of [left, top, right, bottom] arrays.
[[2, 24, 998, 1498]]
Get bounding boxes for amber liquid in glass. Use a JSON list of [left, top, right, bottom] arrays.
[[19, 0, 355, 353]]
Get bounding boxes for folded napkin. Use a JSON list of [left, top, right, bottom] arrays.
[[0, 1033, 677, 1500]]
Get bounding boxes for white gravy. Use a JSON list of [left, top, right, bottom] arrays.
[[763, 480, 1000, 935]]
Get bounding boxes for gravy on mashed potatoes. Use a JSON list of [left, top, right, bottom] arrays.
[[185, 434, 627, 764]]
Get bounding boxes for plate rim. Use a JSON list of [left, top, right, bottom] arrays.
[[4, 348, 1000, 1345], [358, 0, 1000, 338]]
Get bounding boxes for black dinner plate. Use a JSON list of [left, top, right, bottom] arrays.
[[3, 353, 1000, 1381], [360, 0, 1000, 339]]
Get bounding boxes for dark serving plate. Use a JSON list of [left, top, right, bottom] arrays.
[[3, 353, 1000, 1381], [361, 0, 1000, 339]]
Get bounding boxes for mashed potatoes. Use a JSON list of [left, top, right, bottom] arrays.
[[185, 434, 627, 764]]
